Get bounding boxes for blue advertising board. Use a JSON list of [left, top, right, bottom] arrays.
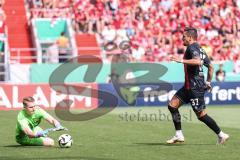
[[98, 82, 240, 106]]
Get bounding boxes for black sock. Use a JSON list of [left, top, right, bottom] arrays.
[[198, 114, 221, 134], [168, 105, 181, 130]]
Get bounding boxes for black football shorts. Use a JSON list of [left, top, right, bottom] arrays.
[[175, 86, 206, 112]]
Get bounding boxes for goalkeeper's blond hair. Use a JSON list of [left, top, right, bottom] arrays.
[[23, 96, 35, 107]]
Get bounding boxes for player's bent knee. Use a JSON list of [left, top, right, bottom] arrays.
[[196, 110, 206, 119], [168, 96, 182, 108], [168, 100, 177, 108], [197, 114, 207, 122], [43, 137, 54, 147], [168, 102, 174, 108]]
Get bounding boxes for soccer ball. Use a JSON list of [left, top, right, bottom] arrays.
[[58, 134, 73, 148]]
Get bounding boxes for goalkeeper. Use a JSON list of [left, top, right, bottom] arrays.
[[15, 96, 67, 146]]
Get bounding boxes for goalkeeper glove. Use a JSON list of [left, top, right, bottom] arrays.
[[55, 124, 68, 131], [36, 129, 49, 137]]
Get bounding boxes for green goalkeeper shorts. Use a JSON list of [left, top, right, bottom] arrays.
[[16, 126, 44, 146]]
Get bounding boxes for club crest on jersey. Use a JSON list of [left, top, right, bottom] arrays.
[[33, 118, 40, 124]]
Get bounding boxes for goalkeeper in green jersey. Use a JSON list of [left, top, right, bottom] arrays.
[[15, 96, 67, 146]]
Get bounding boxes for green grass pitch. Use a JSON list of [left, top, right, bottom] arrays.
[[0, 105, 240, 160]]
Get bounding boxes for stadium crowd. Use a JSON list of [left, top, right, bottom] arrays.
[[16, 0, 240, 62]]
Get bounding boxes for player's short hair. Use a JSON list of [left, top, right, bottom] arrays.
[[184, 27, 198, 40], [23, 96, 35, 107]]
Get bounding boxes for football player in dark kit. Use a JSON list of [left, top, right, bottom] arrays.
[[167, 27, 229, 144]]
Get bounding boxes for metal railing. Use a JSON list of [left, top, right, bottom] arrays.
[[9, 47, 102, 63]]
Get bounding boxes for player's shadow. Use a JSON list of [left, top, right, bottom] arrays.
[[4, 145, 28, 147], [133, 142, 215, 146]]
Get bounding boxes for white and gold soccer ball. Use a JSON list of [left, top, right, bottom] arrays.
[[58, 134, 73, 148]]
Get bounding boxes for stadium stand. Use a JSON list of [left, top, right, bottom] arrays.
[[0, 0, 240, 81], [5, 0, 239, 63], [68, 0, 240, 62], [31, 18, 78, 63], [5, 0, 34, 63], [75, 34, 100, 55]]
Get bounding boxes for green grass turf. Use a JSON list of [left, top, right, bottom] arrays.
[[0, 105, 240, 160]]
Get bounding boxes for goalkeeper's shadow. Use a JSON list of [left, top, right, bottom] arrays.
[[3, 144, 48, 148]]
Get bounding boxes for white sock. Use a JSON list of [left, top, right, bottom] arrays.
[[176, 130, 183, 137], [218, 131, 225, 137]]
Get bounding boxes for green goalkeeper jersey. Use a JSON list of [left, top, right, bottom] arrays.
[[16, 107, 52, 139]]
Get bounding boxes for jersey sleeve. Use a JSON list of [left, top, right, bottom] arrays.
[[36, 107, 53, 120], [189, 47, 200, 59], [18, 119, 29, 130]]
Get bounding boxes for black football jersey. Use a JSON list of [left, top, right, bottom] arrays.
[[183, 42, 211, 90]]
